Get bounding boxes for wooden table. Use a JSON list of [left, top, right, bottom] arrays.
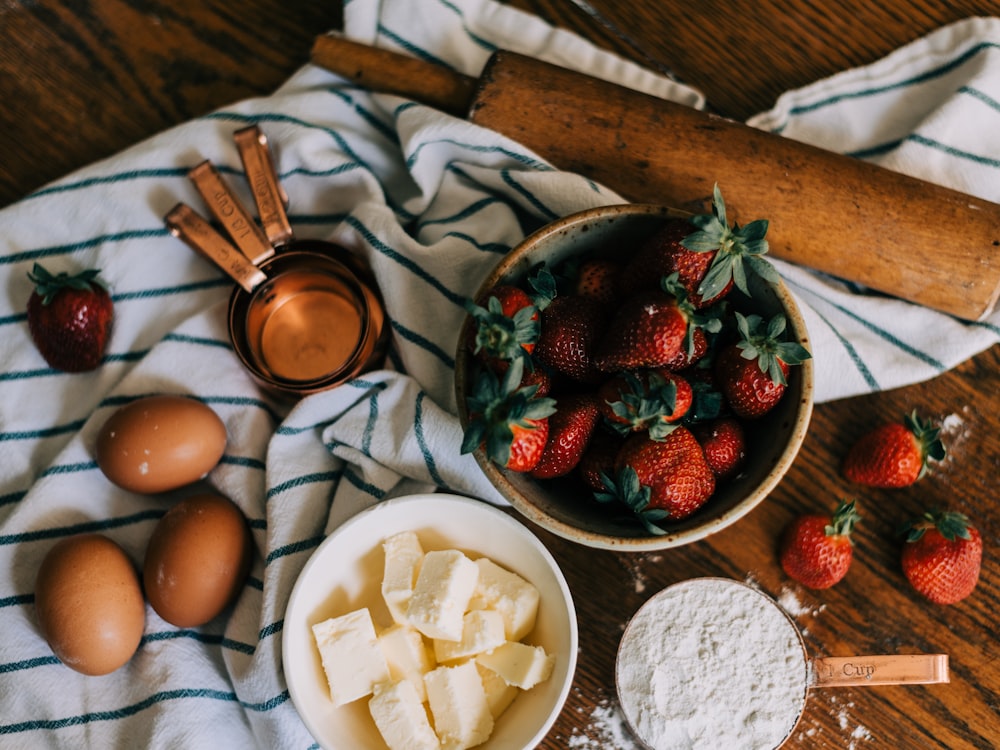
[[2, 1, 997, 748]]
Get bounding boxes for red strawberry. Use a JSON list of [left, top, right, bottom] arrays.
[[596, 427, 715, 529], [598, 369, 692, 440], [619, 185, 779, 307], [576, 429, 624, 492], [26, 263, 113, 372], [533, 294, 607, 383], [715, 311, 811, 419], [465, 285, 540, 364], [593, 289, 688, 372], [779, 499, 861, 589], [692, 417, 747, 479], [530, 393, 602, 479], [619, 217, 726, 307], [900, 510, 981, 605], [461, 358, 557, 473], [573, 258, 621, 306], [842, 410, 946, 488]]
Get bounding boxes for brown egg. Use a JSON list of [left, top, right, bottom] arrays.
[[95, 394, 227, 494], [35, 534, 146, 676], [143, 493, 252, 627]]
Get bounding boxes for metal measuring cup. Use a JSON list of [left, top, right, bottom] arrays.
[[165, 125, 388, 398]]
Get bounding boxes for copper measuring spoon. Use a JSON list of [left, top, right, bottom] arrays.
[[165, 125, 388, 397]]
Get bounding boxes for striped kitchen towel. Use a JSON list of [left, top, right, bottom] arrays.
[[0, 0, 998, 747]]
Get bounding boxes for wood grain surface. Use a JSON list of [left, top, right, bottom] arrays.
[[2, 1, 997, 749]]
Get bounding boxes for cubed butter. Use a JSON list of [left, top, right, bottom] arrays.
[[312, 608, 389, 706], [468, 558, 540, 641], [382, 531, 425, 624], [476, 641, 554, 690], [476, 662, 520, 720], [368, 679, 440, 750], [378, 623, 435, 702], [433, 609, 506, 664], [424, 661, 494, 750], [407, 549, 479, 641]]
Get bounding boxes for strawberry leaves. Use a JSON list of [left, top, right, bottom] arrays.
[[681, 183, 780, 300], [594, 467, 669, 536], [734, 311, 811, 387]]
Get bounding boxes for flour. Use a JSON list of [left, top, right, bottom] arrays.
[[616, 578, 808, 750]]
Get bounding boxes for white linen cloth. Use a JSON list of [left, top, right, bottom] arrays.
[[0, 0, 997, 746]]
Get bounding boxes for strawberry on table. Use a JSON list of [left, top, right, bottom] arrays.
[[461, 357, 557, 473], [598, 369, 692, 440], [714, 311, 811, 419], [842, 410, 946, 488], [596, 427, 715, 528], [26, 263, 114, 372], [779, 499, 861, 589], [530, 393, 602, 479], [900, 509, 982, 605]]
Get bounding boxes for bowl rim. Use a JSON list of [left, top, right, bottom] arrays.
[[455, 203, 814, 552], [281, 492, 579, 749]]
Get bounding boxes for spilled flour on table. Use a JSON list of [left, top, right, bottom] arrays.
[[619, 553, 663, 594], [568, 694, 642, 749]]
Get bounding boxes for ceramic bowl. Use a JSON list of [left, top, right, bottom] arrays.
[[455, 204, 814, 552], [282, 493, 578, 749]]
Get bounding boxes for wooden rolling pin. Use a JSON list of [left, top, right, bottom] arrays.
[[311, 33, 1000, 321]]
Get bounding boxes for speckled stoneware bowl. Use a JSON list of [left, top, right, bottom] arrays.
[[455, 204, 814, 552]]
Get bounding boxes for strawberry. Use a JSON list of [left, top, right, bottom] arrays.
[[779, 499, 860, 589], [714, 311, 811, 419], [573, 258, 621, 306], [26, 263, 114, 373], [465, 285, 540, 365], [900, 510, 981, 605], [530, 393, 602, 479], [842, 410, 946, 488], [598, 369, 692, 440], [596, 427, 715, 528], [533, 294, 607, 383], [576, 429, 624, 492], [618, 184, 779, 307], [692, 417, 747, 479], [460, 357, 557, 472], [592, 289, 688, 372]]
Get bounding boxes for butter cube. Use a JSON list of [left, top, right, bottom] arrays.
[[312, 608, 389, 706], [476, 641, 554, 690], [378, 624, 435, 702], [368, 680, 440, 750], [434, 609, 506, 664], [382, 531, 425, 624], [407, 549, 479, 641], [468, 558, 540, 641], [476, 662, 520, 719], [424, 661, 494, 750]]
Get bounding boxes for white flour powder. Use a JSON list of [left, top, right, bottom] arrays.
[[616, 578, 808, 750]]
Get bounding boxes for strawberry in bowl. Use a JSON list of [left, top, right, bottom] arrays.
[[456, 192, 814, 551]]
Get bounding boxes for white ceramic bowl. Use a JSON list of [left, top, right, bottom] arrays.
[[282, 493, 578, 750], [455, 204, 814, 552]]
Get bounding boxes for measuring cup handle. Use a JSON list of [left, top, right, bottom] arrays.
[[811, 654, 949, 687], [234, 125, 295, 249]]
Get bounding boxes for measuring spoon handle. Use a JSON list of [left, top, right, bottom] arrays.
[[811, 654, 949, 688]]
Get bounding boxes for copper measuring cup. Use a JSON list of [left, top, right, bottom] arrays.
[[165, 126, 388, 397], [615, 578, 949, 750]]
